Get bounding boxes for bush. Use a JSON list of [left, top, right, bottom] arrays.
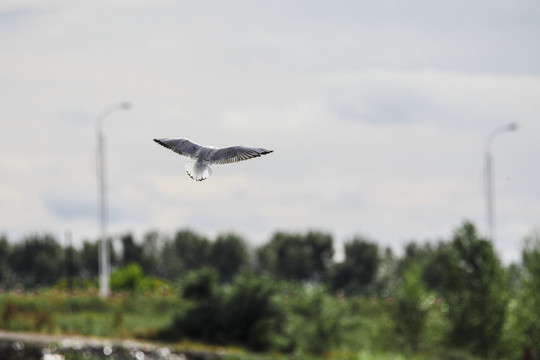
[[181, 267, 219, 301], [166, 272, 287, 352], [138, 276, 172, 296], [286, 287, 350, 355], [110, 263, 144, 291], [221, 273, 287, 351], [445, 222, 508, 358], [393, 263, 432, 353]]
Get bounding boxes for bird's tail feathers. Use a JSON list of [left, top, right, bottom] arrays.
[[185, 162, 213, 181]]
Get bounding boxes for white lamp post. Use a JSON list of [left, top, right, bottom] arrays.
[[96, 102, 131, 297], [484, 122, 518, 243]]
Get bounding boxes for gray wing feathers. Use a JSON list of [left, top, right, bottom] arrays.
[[211, 146, 273, 164], [154, 138, 273, 164], [153, 138, 202, 159]]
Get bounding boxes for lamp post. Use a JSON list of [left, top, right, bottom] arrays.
[[96, 102, 131, 297], [484, 122, 518, 243]]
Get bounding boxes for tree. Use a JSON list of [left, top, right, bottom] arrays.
[[515, 229, 540, 359], [444, 221, 508, 358], [0, 235, 14, 288], [258, 232, 310, 281], [222, 273, 287, 351], [399, 241, 434, 272], [120, 233, 144, 267], [329, 237, 379, 294], [80, 240, 99, 278], [182, 267, 219, 301], [64, 243, 81, 289], [257, 231, 334, 282], [172, 267, 222, 342], [304, 231, 334, 281], [9, 234, 64, 288], [79, 238, 117, 279], [422, 241, 461, 294], [393, 263, 431, 353], [287, 287, 349, 355], [140, 230, 163, 277], [161, 229, 211, 280], [171, 269, 287, 351], [209, 233, 249, 283]]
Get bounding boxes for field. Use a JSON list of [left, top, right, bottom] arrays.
[[0, 288, 451, 360], [1, 223, 538, 359]]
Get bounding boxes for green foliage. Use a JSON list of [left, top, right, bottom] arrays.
[[507, 230, 540, 359], [170, 271, 287, 352], [80, 240, 99, 277], [346, 297, 396, 352], [222, 273, 287, 351], [329, 237, 379, 294], [0, 290, 179, 339], [286, 286, 351, 355], [181, 267, 219, 301], [210, 233, 249, 283], [110, 263, 144, 291], [1, 223, 538, 359], [393, 263, 432, 353], [140, 231, 164, 277], [161, 229, 211, 280], [0, 236, 14, 287], [120, 233, 145, 267], [444, 221, 508, 358], [0, 297, 55, 332], [168, 267, 222, 341], [8, 234, 64, 288], [422, 242, 461, 294], [257, 231, 333, 282], [137, 276, 172, 295]]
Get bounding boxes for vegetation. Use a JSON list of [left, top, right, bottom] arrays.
[[0, 221, 539, 359]]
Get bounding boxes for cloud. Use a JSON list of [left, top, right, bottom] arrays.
[[1, 1, 539, 264], [44, 194, 95, 221], [323, 70, 540, 127]]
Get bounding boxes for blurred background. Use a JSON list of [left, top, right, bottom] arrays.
[[0, 1, 540, 359], [1, 0, 539, 262]]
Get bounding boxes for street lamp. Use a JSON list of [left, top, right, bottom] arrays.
[[484, 122, 518, 243], [96, 102, 131, 297]]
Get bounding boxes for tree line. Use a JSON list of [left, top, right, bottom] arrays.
[[0, 228, 381, 291], [0, 221, 539, 358]]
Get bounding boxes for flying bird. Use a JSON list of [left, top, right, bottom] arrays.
[[154, 138, 273, 181]]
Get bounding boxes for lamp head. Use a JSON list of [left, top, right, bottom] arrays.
[[506, 122, 518, 132]]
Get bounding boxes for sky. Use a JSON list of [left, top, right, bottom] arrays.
[[1, 0, 539, 264]]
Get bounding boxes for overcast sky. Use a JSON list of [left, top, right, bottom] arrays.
[[1, 0, 539, 263]]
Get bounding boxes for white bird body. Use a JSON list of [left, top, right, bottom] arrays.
[[154, 138, 273, 181]]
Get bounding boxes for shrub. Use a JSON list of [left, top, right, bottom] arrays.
[[166, 272, 287, 352], [221, 273, 287, 351], [181, 267, 219, 301], [110, 263, 144, 291], [165, 268, 223, 343], [445, 222, 508, 358], [393, 263, 432, 353], [286, 287, 349, 355]]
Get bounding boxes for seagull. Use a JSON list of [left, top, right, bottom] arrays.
[[154, 138, 273, 181]]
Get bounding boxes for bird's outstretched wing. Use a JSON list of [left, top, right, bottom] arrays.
[[210, 146, 273, 165], [153, 138, 203, 159]]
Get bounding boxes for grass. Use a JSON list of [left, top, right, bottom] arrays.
[[0, 289, 463, 360], [0, 289, 181, 338]]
